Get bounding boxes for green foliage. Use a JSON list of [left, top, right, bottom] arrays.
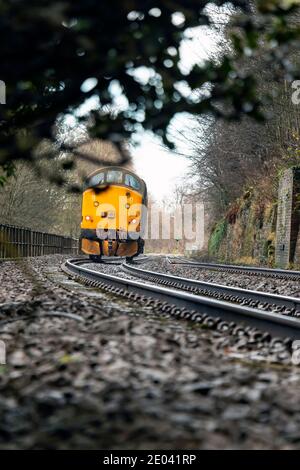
[[208, 219, 228, 255], [0, 162, 15, 187], [0, 0, 300, 183]]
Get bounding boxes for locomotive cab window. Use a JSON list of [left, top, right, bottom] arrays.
[[87, 172, 104, 187], [125, 174, 140, 190], [106, 170, 123, 184]]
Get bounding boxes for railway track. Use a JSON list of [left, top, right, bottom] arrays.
[[63, 257, 300, 341], [166, 256, 300, 280]]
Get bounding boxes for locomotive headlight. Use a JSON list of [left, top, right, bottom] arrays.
[[130, 219, 137, 224], [85, 215, 92, 221], [93, 201, 99, 207]]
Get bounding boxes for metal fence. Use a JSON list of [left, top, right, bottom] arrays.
[[0, 224, 78, 258]]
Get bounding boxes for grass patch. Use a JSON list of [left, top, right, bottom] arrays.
[[208, 219, 228, 256]]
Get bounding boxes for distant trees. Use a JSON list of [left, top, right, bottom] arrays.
[[181, 7, 300, 223], [71, 139, 132, 178], [0, 162, 79, 235], [187, 115, 278, 216]]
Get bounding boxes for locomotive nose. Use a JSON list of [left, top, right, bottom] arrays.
[[81, 167, 146, 260]]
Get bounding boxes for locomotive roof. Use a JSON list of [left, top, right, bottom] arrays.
[[86, 166, 147, 192]]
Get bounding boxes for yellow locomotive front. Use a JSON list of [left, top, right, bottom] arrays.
[[80, 167, 147, 260]]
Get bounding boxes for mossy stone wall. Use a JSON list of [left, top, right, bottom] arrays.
[[208, 192, 277, 266]]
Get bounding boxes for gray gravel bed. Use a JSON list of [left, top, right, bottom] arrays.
[[1, 255, 300, 449]]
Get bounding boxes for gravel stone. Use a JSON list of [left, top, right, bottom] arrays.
[[0, 254, 300, 449]]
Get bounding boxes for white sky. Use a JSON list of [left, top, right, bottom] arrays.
[[131, 133, 188, 203]]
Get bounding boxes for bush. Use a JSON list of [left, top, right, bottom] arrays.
[[208, 219, 228, 256]]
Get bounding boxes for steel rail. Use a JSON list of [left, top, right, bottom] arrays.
[[64, 258, 300, 340], [166, 256, 300, 280], [123, 262, 300, 313]]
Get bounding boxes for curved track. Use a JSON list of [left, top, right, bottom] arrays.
[[63, 257, 300, 340], [166, 256, 300, 280]]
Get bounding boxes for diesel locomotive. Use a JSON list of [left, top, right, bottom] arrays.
[[80, 166, 147, 260]]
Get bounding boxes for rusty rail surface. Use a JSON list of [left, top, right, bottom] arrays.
[[0, 223, 78, 258]]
